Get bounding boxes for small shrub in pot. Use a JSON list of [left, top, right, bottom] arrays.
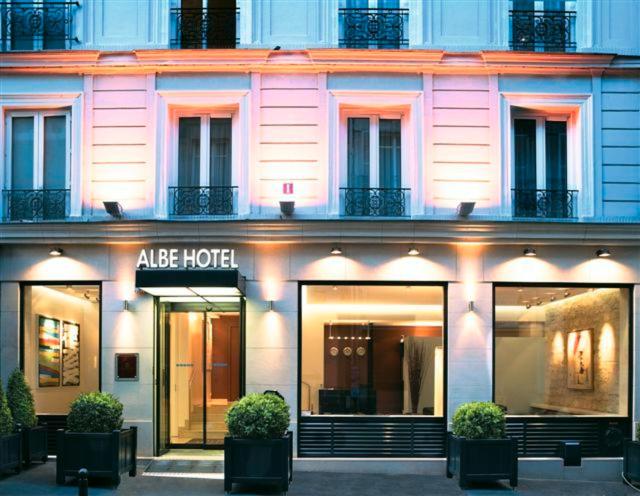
[[67, 391, 123, 433], [7, 369, 47, 466], [447, 402, 517, 489], [0, 381, 21, 475], [224, 393, 293, 494]]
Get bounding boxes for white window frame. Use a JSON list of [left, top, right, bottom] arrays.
[[171, 110, 234, 189], [4, 109, 71, 191], [0, 93, 83, 218], [500, 93, 594, 218]]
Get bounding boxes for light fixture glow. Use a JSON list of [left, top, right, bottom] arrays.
[[523, 247, 537, 257], [407, 247, 420, 256], [49, 247, 63, 257], [596, 248, 611, 258], [330, 246, 342, 255]]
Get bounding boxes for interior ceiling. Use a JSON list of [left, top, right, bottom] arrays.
[[306, 285, 444, 306], [47, 285, 100, 302], [495, 286, 591, 306]]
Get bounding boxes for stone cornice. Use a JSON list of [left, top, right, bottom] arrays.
[[0, 49, 636, 76], [0, 220, 638, 246]]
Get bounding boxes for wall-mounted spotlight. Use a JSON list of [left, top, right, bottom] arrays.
[[279, 182, 295, 217], [268, 300, 274, 312], [330, 246, 342, 255], [457, 201, 476, 217], [103, 201, 124, 219], [468, 301, 475, 312], [523, 247, 537, 257], [407, 247, 420, 256], [123, 300, 130, 311], [595, 248, 611, 258], [49, 247, 64, 257]]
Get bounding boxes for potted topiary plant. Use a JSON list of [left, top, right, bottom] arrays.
[[7, 369, 47, 466], [224, 392, 292, 494], [446, 401, 517, 489], [623, 422, 640, 485], [56, 391, 137, 486], [0, 381, 21, 475]]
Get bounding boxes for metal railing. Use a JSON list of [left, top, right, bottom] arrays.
[[0, 1, 79, 51], [512, 188, 578, 219], [510, 10, 576, 52], [170, 7, 239, 48], [339, 8, 408, 49], [341, 187, 409, 217], [169, 186, 237, 216], [3, 189, 69, 221]]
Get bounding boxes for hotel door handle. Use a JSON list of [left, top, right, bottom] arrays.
[[175, 363, 193, 367], [210, 363, 228, 367]]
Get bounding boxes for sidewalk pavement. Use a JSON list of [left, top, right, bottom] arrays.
[[0, 460, 638, 495]]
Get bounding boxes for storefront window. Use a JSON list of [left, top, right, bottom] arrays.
[[301, 284, 445, 416], [22, 284, 101, 414], [495, 286, 630, 416]]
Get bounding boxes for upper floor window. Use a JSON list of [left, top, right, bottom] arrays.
[[339, 0, 409, 49], [3, 109, 70, 221], [509, 0, 576, 52], [170, 114, 236, 216], [0, 1, 79, 51], [170, 0, 238, 49], [341, 114, 408, 217]]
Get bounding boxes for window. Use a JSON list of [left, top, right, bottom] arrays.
[[342, 115, 407, 216], [494, 285, 630, 417], [21, 284, 101, 415], [4, 110, 70, 221], [339, 0, 408, 49], [171, 114, 235, 216], [509, 1, 577, 52], [301, 284, 445, 416], [172, 0, 238, 49]]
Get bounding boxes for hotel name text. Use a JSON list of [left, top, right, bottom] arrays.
[[136, 248, 239, 269]]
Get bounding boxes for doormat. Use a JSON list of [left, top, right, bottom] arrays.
[[144, 460, 224, 479]]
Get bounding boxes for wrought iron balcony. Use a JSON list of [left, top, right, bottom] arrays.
[[169, 186, 237, 217], [3, 189, 69, 221], [512, 188, 578, 219], [510, 10, 576, 52], [341, 187, 409, 217], [339, 8, 408, 49], [170, 7, 239, 48], [0, 2, 79, 51]]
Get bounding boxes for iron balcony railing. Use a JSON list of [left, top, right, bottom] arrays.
[[3, 189, 69, 221], [170, 7, 239, 48], [0, 1, 79, 51], [169, 186, 237, 217], [510, 10, 576, 52], [512, 188, 578, 219], [341, 187, 409, 217], [339, 8, 408, 49]]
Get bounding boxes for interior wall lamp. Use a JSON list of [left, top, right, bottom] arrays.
[[523, 247, 537, 257], [595, 248, 611, 258]]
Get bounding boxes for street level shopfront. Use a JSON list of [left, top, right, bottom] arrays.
[[0, 236, 638, 464]]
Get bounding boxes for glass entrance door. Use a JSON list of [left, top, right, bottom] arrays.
[[158, 299, 242, 449]]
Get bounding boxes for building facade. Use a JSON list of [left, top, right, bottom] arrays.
[[0, 0, 639, 475]]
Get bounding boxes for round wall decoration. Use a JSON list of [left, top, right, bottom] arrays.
[[329, 346, 339, 357], [343, 346, 352, 357], [356, 346, 366, 356]]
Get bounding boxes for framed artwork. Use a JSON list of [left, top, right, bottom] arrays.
[[115, 353, 139, 381], [567, 329, 593, 390], [38, 316, 61, 387], [61, 321, 80, 386]]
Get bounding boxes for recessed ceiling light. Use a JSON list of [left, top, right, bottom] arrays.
[[49, 247, 63, 257], [330, 246, 342, 255], [407, 247, 420, 256], [595, 248, 611, 258], [523, 247, 537, 257]]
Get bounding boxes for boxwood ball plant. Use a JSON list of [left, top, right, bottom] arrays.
[[225, 393, 290, 439], [0, 381, 14, 436], [67, 392, 124, 433], [452, 401, 505, 440], [7, 369, 37, 428]]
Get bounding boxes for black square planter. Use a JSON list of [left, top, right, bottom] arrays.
[[446, 433, 518, 489], [0, 431, 22, 475], [21, 424, 48, 466], [56, 426, 137, 486], [624, 440, 640, 484], [224, 431, 293, 494]]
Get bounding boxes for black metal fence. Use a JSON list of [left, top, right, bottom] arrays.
[[510, 10, 576, 52], [3, 189, 69, 221], [0, 1, 79, 50], [341, 187, 409, 217], [170, 7, 239, 48], [339, 8, 408, 49], [512, 188, 578, 219], [169, 186, 237, 216]]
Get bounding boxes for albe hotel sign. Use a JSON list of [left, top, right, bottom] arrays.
[[136, 248, 239, 269]]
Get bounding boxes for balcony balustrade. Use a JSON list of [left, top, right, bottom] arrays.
[[341, 187, 409, 217], [169, 186, 237, 217], [510, 10, 576, 52], [339, 8, 408, 49], [512, 188, 578, 219], [0, 1, 78, 51], [170, 7, 239, 48], [3, 189, 69, 221]]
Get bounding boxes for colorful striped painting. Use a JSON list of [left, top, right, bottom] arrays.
[[38, 316, 61, 387]]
